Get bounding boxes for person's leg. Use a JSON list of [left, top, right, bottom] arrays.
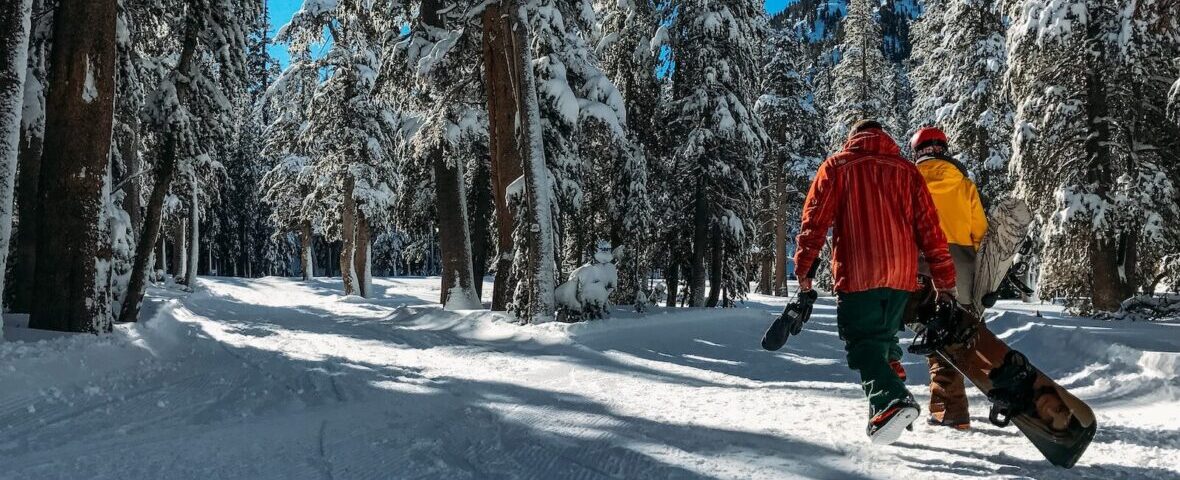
[[951, 246, 978, 311], [928, 354, 970, 425], [838, 289, 912, 416]]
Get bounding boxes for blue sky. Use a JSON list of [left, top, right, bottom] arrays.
[[267, 0, 796, 67]]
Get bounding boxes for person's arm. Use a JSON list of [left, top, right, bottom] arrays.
[[967, 182, 988, 250], [794, 160, 840, 288], [914, 172, 957, 291]]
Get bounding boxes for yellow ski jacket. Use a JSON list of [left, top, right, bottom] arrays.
[[916, 156, 988, 251]]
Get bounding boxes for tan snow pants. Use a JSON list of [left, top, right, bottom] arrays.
[[927, 354, 970, 424]]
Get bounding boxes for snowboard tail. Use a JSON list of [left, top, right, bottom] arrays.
[[908, 287, 1097, 468], [972, 197, 1032, 308]]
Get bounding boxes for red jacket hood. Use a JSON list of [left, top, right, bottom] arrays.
[[842, 128, 901, 157]]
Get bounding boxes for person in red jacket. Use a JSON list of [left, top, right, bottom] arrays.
[[794, 120, 958, 445]]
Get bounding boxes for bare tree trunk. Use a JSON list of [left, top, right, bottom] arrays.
[[29, 0, 118, 333], [10, 121, 43, 313], [469, 155, 493, 298], [353, 208, 370, 297], [664, 259, 679, 308], [433, 145, 481, 309], [172, 222, 186, 279], [122, 120, 141, 235], [482, 3, 525, 311], [688, 179, 708, 307], [118, 148, 176, 323], [0, 0, 32, 329], [1090, 235, 1138, 312], [2, 0, 34, 315], [757, 254, 773, 295], [773, 170, 788, 296], [300, 220, 313, 280], [238, 211, 249, 278], [706, 224, 722, 307], [339, 179, 357, 295], [184, 177, 198, 287], [155, 235, 165, 273]]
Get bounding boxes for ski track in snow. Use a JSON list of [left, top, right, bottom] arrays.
[[1, 277, 1178, 479]]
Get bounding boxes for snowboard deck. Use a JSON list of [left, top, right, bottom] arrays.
[[906, 284, 1099, 467], [933, 309, 1097, 468], [972, 197, 1032, 308]]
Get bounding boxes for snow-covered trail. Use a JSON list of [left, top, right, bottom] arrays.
[[1, 277, 1178, 479]]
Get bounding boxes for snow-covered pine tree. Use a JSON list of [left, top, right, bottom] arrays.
[[825, 0, 898, 148], [112, 0, 148, 238], [261, 46, 319, 281], [277, 0, 399, 298], [1005, 0, 1180, 312], [593, 0, 663, 311], [387, 0, 485, 310], [502, 0, 558, 323], [7, 0, 53, 314], [909, 0, 1012, 202], [213, 4, 276, 278], [666, 0, 767, 307], [0, 0, 33, 338], [27, 0, 120, 333], [756, 28, 825, 297], [527, 0, 632, 284], [120, 0, 256, 323]]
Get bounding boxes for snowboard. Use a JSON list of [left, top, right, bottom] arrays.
[[972, 196, 1033, 309], [907, 287, 1097, 468]]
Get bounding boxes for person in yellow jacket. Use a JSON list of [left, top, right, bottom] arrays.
[[909, 127, 988, 430]]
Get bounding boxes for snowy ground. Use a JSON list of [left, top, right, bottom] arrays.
[[1, 277, 1178, 479]]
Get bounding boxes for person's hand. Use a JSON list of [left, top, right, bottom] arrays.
[[799, 278, 813, 292], [936, 287, 958, 303]]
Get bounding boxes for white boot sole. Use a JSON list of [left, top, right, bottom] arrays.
[[870, 407, 919, 446]]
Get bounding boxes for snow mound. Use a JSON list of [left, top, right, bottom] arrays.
[[986, 310, 1180, 414]]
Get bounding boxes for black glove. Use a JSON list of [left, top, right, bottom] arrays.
[[762, 290, 819, 351]]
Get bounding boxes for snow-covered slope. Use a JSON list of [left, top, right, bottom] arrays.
[[1, 277, 1177, 479]]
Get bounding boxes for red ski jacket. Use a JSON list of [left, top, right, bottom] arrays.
[[794, 128, 957, 293]]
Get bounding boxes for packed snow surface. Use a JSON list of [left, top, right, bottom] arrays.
[[2, 277, 1178, 479]]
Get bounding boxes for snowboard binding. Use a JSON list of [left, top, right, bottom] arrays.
[[982, 239, 1036, 307], [1005, 262, 1035, 296], [907, 295, 979, 356], [762, 289, 819, 351], [987, 350, 1039, 427]]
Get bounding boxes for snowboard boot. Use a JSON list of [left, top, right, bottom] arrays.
[[927, 417, 971, 431], [890, 360, 907, 382], [867, 396, 921, 445]]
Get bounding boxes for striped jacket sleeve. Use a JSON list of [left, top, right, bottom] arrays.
[[794, 159, 840, 279], [912, 170, 957, 290]]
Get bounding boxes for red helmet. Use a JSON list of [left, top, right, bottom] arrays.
[[910, 127, 949, 153]]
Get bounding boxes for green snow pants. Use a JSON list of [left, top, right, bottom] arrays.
[[836, 288, 913, 416]]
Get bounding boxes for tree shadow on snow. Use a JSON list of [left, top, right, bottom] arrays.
[[893, 441, 1177, 479], [577, 297, 918, 388], [3, 311, 876, 480], [181, 286, 763, 391]]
